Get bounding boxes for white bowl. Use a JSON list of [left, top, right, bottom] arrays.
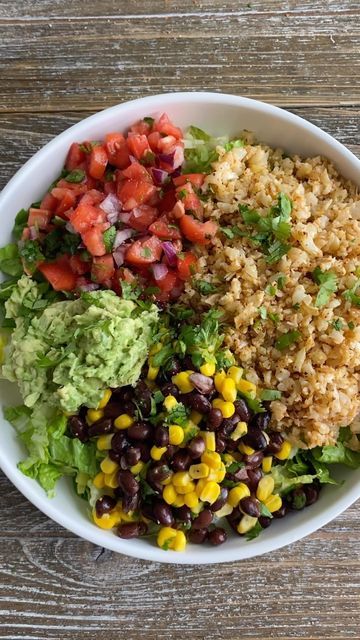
[[0, 92, 359, 564]]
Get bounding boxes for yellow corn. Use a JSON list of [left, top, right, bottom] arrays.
[[86, 408, 104, 425], [221, 377, 237, 403], [150, 445, 167, 461], [172, 494, 185, 508], [230, 421, 248, 441], [147, 365, 159, 381], [213, 502, 234, 517], [199, 481, 221, 504], [130, 461, 145, 475], [169, 424, 184, 446], [189, 410, 203, 425], [238, 442, 255, 455], [100, 457, 118, 475], [199, 431, 216, 452], [162, 474, 173, 486], [228, 483, 250, 507], [214, 370, 226, 393], [256, 476, 275, 502], [200, 361, 216, 377], [157, 526, 178, 550], [172, 371, 194, 394], [264, 494, 282, 513], [195, 478, 207, 497], [96, 434, 113, 451], [117, 508, 137, 522], [172, 530, 187, 552], [189, 463, 210, 479], [212, 398, 235, 418], [207, 462, 226, 483], [92, 471, 105, 489], [227, 366, 244, 385], [114, 414, 134, 429], [191, 501, 203, 515], [172, 471, 191, 487], [223, 453, 236, 465], [92, 509, 121, 530], [176, 481, 196, 495], [163, 483, 177, 505], [163, 395, 178, 411], [183, 491, 199, 509], [275, 441, 292, 460], [236, 379, 257, 396], [149, 342, 162, 356], [97, 389, 112, 409], [104, 471, 119, 489], [201, 451, 222, 470], [237, 515, 258, 535], [262, 456, 273, 473]]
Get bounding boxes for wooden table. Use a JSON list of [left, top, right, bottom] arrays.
[[0, 1, 359, 638]]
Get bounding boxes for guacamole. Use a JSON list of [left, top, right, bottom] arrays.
[[2, 276, 158, 413]]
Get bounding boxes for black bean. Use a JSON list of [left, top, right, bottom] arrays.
[[138, 442, 151, 462], [266, 431, 284, 454], [208, 527, 227, 546], [68, 416, 88, 442], [240, 496, 261, 518], [95, 495, 117, 517], [192, 508, 213, 530], [187, 436, 206, 460], [258, 516, 272, 529], [243, 451, 264, 468], [103, 402, 127, 419], [111, 386, 134, 402], [109, 450, 121, 463], [127, 421, 151, 441], [121, 401, 136, 417], [133, 381, 152, 417], [117, 469, 139, 496], [171, 450, 192, 471], [246, 468, 263, 492], [187, 393, 211, 414], [147, 464, 171, 491], [161, 382, 180, 399], [113, 486, 124, 500], [226, 509, 241, 533], [189, 528, 208, 544], [219, 417, 238, 437], [124, 446, 141, 467], [242, 428, 268, 451], [111, 431, 129, 453], [210, 487, 229, 512], [153, 501, 175, 526], [288, 487, 307, 510], [88, 418, 113, 437], [141, 502, 158, 522], [165, 357, 182, 378], [182, 355, 194, 370], [117, 522, 147, 539], [234, 399, 251, 422], [251, 410, 271, 431], [273, 504, 288, 519], [215, 435, 226, 453], [154, 426, 169, 447], [174, 505, 192, 525], [164, 444, 178, 462], [208, 408, 223, 430], [225, 438, 238, 452], [122, 492, 140, 513], [304, 483, 320, 506]]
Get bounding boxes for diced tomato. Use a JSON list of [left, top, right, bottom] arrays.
[[122, 162, 152, 183], [169, 201, 185, 220], [130, 120, 152, 136], [65, 143, 86, 171], [38, 259, 77, 291], [176, 182, 203, 219], [179, 215, 218, 245], [158, 135, 178, 154], [153, 268, 178, 293], [126, 133, 151, 161], [154, 113, 183, 140], [149, 215, 181, 240], [147, 131, 162, 153], [69, 254, 89, 276], [105, 132, 130, 169], [173, 173, 205, 189], [158, 188, 177, 214], [70, 202, 106, 234], [125, 235, 163, 266], [81, 226, 107, 257], [118, 180, 157, 211], [128, 205, 158, 232], [158, 143, 184, 173], [40, 192, 58, 212], [28, 208, 52, 230], [80, 189, 105, 206], [55, 179, 88, 197], [91, 254, 115, 283], [22, 227, 30, 241], [88, 145, 108, 180], [112, 266, 136, 295], [177, 252, 198, 280], [51, 188, 77, 216]]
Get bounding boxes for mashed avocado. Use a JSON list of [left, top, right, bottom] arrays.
[[2, 276, 158, 413]]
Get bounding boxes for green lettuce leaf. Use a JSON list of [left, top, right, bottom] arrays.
[[0, 244, 23, 277], [183, 125, 243, 174], [312, 443, 360, 469], [271, 464, 317, 495]]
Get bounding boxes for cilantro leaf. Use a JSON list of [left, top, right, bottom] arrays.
[[227, 461, 245, 474], [332, 318, 343, 331], [13, 209, 29, 240], [194, 279, 219, 295], [18, 240, 45, 274], [275, 330, 300, 351], [224, 139, 244, 151], [165, 402, 189, 428], [245, 521, 264, 541], [240, 193, 293, 263], [103, 226, 116, 253], [64, 169, 86, 184], [343, 278, 360, 307], [121, 282, 142, 301], [259, 306, 267, 320], [260, 389, 281, 401], [259, 503, 273, 518], [0, 243, 23, 277], [312, 267, 338, 307]]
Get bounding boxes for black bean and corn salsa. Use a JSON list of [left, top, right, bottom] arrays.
[[1, 113, 360, 554]]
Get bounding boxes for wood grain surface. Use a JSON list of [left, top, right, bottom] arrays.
[[0, 1, 359, 638]]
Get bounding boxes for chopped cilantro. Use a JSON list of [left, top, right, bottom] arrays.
[[259, 503, 273, 518], [12, 208, 29, 240], [292, 303, 300, 311], [260, 389, 281, 401], [227, 461, 245, 474], [121, 281, 142, 300], [143, 116, 155, 126], [275, 330, 301, 351], [259, 306, 267, 320], [220, 225, 247, 240], [178, 309, 224, 369], [332, 318, 343, 331], [18, 240, 44, 274], [141, 247, 153, 259], [64, 169, 86, 184], [312, 267, 338, 307], [153, 390, 165, 404], [240, 194, 292, 263], [266, 239, 290, 264], [144, 286, 161, 296], [169, 305, 195, 322], [343, 278, 360, 307], [103, 226, 116, 253], [165, 403, 189, 428], [177, 189, 188, 200], [194, 279, 219, 295], [275, 274, 286, 290], [104, 170, 114, 182], [79, 141, 98, 154], [152, 343, 175, 368], [265, 284, 277, 297], [140, 479, 158, 499], [245, 521, 263, 541], [224, 139, 244, 152], [348, 321, 355, 330], [268, 312, 280, 324]]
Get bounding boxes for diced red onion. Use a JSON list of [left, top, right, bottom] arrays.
[[132, 207, 144, 219], [171, 166, 182, 178], [78, 283, 100, 292], [100, 193, 121, 224], [28, 226, 39, 240], [113, 228, 135, 249], [151, 168, 169, 185], [172, 145, 184, 170], [119, 211, 131, 224], [152, 263, 168, 281], [113, 247, 126, 267], [129, 154, 137, 164], [65, 221, 76, 234], [189, 373, 214, 395], [162, 241, 177, 267], [158, 152, 175, 168]]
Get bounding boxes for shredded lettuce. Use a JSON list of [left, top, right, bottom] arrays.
[[312, 443, 360, 469]]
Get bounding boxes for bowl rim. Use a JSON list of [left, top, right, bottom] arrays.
[[0, 91, 359, 564]]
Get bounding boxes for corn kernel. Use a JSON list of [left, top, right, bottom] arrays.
[[200, 361, 216, 377], [147, 365, 159, 381], [150, 445, 167, 461], [86, 408, 104, 425], [237, 379, 257, 396], [149, 342, 162, 356], [237, 515, 258, 535], [238, 442, 255, 455], [172, 471, 191, 487], [227, 366, 244, 385], [176, 481, 196, 495], [104, 471, 119, 489], [223, 453, 236, 465], [130, 461, 145, 475], [117, 508, 137, 523], [275, 441, 292, 460], [214, 370, 226, 392], [262, 456, 273, 473], [162, 474, 173, 486], [199, 481, 221, 504], [189, 463, 210, 479], [163, 483, 177, 505], [221, 377, 237, 403], [100, 456, 118, 475], [208, 462, 226, 483], [92, 471, 105, 489], [189, 410, 203, 425], [92, 509, 121, 530], [172, 530, 187, 552], [157, 526, 177, 550], [230, 421, 248, 441], [213, 502, 234, 517], [114, 414, 134, 429], [172, 494, 185, 508], [199, 431, 216, 452], [183, 491, 199, 509], [191, 501, 203, 515], [201, 451, 222, 470], [169, 424, 184, 446], [172, 371, 194, 394], [256, 476, 275, 502], [264, 494, 282, 513], [97, 389, 112, 409], [195, 478, 207, 497], [97, 434, 113, 451], [228, 483, 250, 507], [163, 395, 178, 411], [212, 399, 235, 418]]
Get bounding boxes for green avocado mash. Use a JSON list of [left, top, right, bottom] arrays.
[[2, 276, 158, 413]]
